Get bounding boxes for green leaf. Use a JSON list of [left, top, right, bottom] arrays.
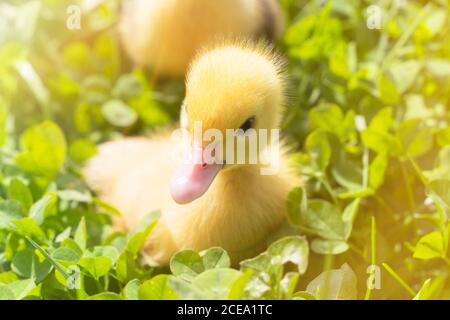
[[287, 187, 307, 226], [240, 252, 272, 274], [94, 34, 120, 77], [369, 152, 388, 191], [192, 268, 241, 299], [11, 249, 53, 282], [436, 128, 450, 147], [87, 292, 123, 300], [309, 104, 344, 135], [0, 272, 19, 284], [170, 250, 204, 282], [26, 237, 68, 280], [6, 279, 36, 300], [368, 107, 393, 133], [362, 128, 400, 155], [93, 198, 122, 217], [0, 98, 8, 147], [280, 272, 299, 299], [51, 247, 81, 266], [69, 139, 97, 163], [0, 285, 15, 300], [377, 74, 399, 104], [227, 269, 254, 299], [15, 121, 67, 178], [102, 99, 138, 127], [292, 291, 316, 300], [57, 190, 92, 203], [342, 199, 360, 239], [426, 180, 450, 213], [15, 60, 49, 107], [423, 8, 446, 36], [123, 279, 141, 300], [413, 231, 444, 260], [125, 211, 160, 254], [7, 179, 33, 211], [86, 246, 119, 265], [311, 239, 349, 255], [167, 276, 207, 300], [338, 188, 371, 202], [11, 1, 42, 42], [404, 94, 431, 121], [139, 275, 179, 300], [74, 217, 87, 251], [200, 247, 230, 270], [63, 42, 90, 69], [301, 200, 346, 241], [332, 153, 363, 191], [398, 119, 433, 158], [306, 263, 357, 300], [305, 130, 331, 172], [267, 236, 309, 274], [60, 238, 83, 257], [413, 276, 446, 300], [0, 200, 24, 229], [426, 59, 450, 77], [116, 211, 160, 282], [13, 217, 46, 240], [78, 256, 112, 280], [389, 60, 421, 94], [329, 42, 350, 79], [112, 73, 143, 100], [29, 193, 57, 225]]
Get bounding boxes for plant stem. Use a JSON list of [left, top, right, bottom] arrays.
[[321, 178, 338, 205], [382, 263, 416, 297]]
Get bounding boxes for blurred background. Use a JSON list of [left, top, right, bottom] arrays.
[[0, 0, 449, 300]]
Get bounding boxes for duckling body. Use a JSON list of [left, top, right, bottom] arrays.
[[118, 0, 284, 77], [85, 43, 298, 265], [86, 136, 296, 264]]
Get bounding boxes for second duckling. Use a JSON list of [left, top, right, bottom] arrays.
[[118, 0, 284, 77]]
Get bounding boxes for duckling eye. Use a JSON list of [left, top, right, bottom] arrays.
[[239, 116, 255, 132]]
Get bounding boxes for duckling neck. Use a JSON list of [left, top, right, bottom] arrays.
[[184, 162, 290, 256], [201, 163, 288, 222]]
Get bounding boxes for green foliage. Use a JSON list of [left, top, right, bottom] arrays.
[[0, 0, 449, 300]]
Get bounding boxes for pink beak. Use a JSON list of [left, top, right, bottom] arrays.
[[170, 145, 222, 204]]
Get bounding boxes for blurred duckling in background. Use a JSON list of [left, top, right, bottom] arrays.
[[118, 0, 284, 77], [84, 42, 298, 265]]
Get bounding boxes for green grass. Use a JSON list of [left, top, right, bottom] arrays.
[[0, 0, 450, 300]]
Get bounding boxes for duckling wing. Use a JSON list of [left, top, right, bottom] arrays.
[[84, 132, 176, 230]]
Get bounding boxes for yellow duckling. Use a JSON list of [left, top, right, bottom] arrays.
[[85, 42, 298, 264], [118, 0, 284, 77]]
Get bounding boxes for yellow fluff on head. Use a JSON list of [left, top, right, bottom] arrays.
[[185, 40, 287, 134]]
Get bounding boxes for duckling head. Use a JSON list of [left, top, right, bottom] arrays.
[[171, 42, 286, 204]]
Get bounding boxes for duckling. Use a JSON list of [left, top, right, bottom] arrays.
[[84, 42, 298, 264], [118, 0, 284, 77]]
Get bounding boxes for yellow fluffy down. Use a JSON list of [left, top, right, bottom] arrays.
[[118, 0, 284, 77], [84, 43, 299, 265]]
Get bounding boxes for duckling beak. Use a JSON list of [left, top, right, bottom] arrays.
[[170, 145, 222, 204]]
